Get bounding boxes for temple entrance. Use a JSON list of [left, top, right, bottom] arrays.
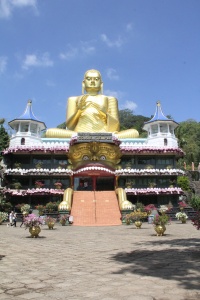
[[74, 175, 115, 191], [72, 172, 119, 226]]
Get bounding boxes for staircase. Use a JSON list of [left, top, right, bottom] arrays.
[[70, 191, 121, 226]]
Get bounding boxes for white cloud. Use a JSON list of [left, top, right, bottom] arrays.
[[126, 23, 133, 32], [100, 34, 124, 48], [59, 41, 95, 61], [120, 100, 138, 112], [104, 90, 137, 112], [81, 41, 95, 55], [59, 46, 78, 61], [0, 0, 37, 19], [0, 56, 7, 73], [106, 68, 119, 80], [12, 0, 37, 7], [104, 89, 125, 99], [22, 53, 53, 70]]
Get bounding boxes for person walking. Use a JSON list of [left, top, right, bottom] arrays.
[[12, 212, 17, 227], [20, 213, 26, 227]]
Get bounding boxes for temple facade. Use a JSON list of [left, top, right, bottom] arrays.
[[1, 100, 185, 225]]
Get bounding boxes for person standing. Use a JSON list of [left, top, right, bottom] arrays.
[[9, 211, 14, 226], [12, 212, 17, 227]]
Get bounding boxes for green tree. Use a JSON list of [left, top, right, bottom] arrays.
[[119, 109, 149, 136], [57, 122, 66, 129], [0, 122, 9, 161], [175, 120, 200, 168]]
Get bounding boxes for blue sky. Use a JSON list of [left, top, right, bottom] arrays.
[[0, 0, 200, 132]]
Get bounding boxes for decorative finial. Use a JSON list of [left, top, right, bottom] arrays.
[[28, 99, 32, 105], [156, 101, 161, 106]]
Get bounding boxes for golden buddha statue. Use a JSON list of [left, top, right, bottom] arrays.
[[45, 69, 139, 139]]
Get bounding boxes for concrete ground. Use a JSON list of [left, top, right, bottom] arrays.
[[0, 220, 200, 300]]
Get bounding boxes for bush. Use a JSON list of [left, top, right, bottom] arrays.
[[46, 201, 59, 212], [21, 204, 31, 214], [189, 195, 200, 211], [135, 202, 145, 211], [0, 202, 12, 212], [192, 211, 200, 230], [177, 176, 191, 192], [35, 205, 45, 216]]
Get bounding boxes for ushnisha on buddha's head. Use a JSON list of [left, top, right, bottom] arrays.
[[82, 69, 103, 95]]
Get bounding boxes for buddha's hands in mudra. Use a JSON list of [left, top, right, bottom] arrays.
[[77, 99, 107, 123]]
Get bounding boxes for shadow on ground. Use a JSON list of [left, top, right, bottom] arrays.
[[111, 238, 200, 290]]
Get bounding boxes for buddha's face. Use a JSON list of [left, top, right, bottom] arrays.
[[83, 71, 102, 93]]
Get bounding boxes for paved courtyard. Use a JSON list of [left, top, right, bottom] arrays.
[[0, 220, 200, 300]]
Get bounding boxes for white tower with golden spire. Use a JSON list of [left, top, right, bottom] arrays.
[[143, 101, 179, 147], [8, 100, 46, 147]]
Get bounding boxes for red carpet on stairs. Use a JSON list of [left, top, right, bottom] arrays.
[[71, 191, 121, 226]]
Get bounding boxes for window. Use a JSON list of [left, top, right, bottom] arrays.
[[53, 157, 68, 168], [157, 158, 173, 165], [169, 125, 173, 134], [151, 124, 158, 134], [21, 123, 29, 132], [138, 157, 155, 167], [33, 156, 51, 169], [21, 138, 25, 145], [30, 124, 37, 134], [160, 124, 168, 133]]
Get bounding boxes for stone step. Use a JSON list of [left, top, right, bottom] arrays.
[[71, 191, 121, 226]]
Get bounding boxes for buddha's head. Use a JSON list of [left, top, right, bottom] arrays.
[[82, 69, 103, 94]]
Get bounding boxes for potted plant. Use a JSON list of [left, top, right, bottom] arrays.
[[144, 204, 156, 215], [124, 214, 131, 225], [0, 212, 8, 224], [35, 204, 45, 216], [54, 182, 63, 189], [126, 210, 147, 228], [178, 201, 187, 211], [146, 164, 154, 169], [35, 181, 44, 189], [44, 216, 57, 229], [35, 162, 43, 169], [12, 182, 22, 190], [158, 205, 170, 214], [148, 181, 156, 188], [125, 162, 132, 170], [46, 201, 58, 212], [21, 204, 31, 215], [153, 213, 169, 236], [175, 212, 188, 223], [24, 213, 44, 238], [59, 214, 69, 226], [15, 203, 25, 212], [125, 179, 134, 188], [14, 162, 22, 169], [166, 165, 172, 169]]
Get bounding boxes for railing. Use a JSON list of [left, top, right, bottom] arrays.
[[166, 207, 197, 220]]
